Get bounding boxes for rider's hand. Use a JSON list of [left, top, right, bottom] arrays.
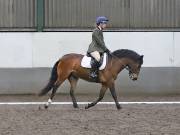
[[106, 49, 111, 54]]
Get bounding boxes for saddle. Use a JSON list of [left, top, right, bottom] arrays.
[[81, 53, 107, 70]]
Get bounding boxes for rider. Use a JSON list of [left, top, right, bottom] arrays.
[[87, 16, 110, 79]]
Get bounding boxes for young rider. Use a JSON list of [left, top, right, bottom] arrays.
[[87, 16, 110, 78]]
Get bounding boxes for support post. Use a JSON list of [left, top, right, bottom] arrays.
[[37, 0, 44, 32]]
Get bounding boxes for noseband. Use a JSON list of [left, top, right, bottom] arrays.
[[125, 65, 130, 72], [125, 65, 134, 74]]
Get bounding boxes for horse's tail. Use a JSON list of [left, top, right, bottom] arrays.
[[38, 60, 59, 96]]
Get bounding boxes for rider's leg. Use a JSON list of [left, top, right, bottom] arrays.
[[90, 51, 101, 62], [90, 51, 101, 78]]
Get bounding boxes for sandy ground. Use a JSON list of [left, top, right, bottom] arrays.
[[0, 94, 180, 135]]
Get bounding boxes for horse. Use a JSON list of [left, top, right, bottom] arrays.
[[38, 49, 144, 110]]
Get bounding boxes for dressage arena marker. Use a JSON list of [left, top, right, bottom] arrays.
[[0, 102, 180, 105]]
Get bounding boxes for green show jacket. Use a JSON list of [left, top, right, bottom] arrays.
[[87, 28, 108, 53]]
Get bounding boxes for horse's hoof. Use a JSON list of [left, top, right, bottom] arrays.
[[85, 105, 89, 109], [73, 104, 79, 109], [74, 105, 79, 109], [44, 104, 49, 109], [117, 105, 122, 110]]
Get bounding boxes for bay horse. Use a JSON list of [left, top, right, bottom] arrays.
[[38, 49, 143, 110]]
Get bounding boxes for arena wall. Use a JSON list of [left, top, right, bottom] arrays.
[[0, 32, 179, 95]]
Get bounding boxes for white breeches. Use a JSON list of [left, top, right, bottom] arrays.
[[90, 51, 101, 62]]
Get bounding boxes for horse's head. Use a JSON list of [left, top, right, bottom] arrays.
[[112, 49, 144, 81], [126, 55, 143, 81]]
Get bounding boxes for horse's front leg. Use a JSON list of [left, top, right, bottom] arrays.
[[85, 85, 107, 109], [109, 83, 121, 110]]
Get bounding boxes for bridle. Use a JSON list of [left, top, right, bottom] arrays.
[[125, 65, 132, 73]]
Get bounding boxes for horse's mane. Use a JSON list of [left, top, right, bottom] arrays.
[[112, 49, 141, 63]]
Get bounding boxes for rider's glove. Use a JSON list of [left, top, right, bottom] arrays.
[[106, 49, 111, 54]]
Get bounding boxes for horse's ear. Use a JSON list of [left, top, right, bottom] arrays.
[[139, 55, 144, 65], [140, 55, 144, 60]]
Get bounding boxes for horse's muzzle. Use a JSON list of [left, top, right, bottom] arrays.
[[129, 73, 138, 81]]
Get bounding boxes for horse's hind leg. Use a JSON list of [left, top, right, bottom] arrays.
[[85, 85, 107, 109], [45, 71, 70, 109], [44, 80, 63, 109], [68, 75, 79, 108]]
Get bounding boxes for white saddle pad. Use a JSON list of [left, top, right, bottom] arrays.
[[81, 53, 107, 70]]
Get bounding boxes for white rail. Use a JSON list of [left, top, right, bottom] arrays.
[[0, 102, 180, 105]]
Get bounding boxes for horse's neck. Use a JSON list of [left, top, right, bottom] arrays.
[[120, 57, 133, 65], [111, 57, 131, 74]]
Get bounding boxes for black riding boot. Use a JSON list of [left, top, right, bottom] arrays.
[[90, 59, 100, 79]]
